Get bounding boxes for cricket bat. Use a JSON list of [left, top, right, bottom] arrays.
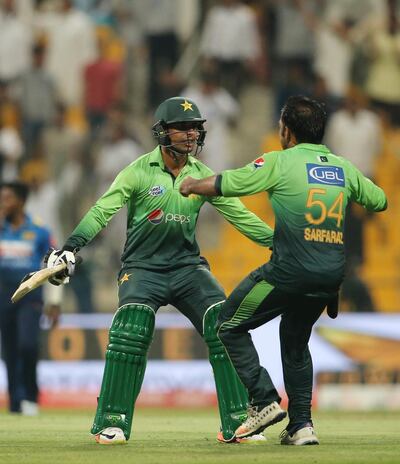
[[11, 256, 82, 303]]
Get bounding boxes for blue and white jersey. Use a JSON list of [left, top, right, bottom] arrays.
[[0, 215, 53, 303]]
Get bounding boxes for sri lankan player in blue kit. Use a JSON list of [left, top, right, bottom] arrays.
[[180, 96, 387, 445], [0, 181, 60, 414], [44, 97, 275, 444]]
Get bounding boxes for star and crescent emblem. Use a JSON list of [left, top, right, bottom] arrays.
[[180, 100, 193, 111], [119, 273, 131, 284]]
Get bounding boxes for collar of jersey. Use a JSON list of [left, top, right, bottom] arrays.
[[149, 146, 195, 171], [296, 143, 330, 153]]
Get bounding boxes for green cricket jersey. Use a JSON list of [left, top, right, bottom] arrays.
[[64, 147, 273, 270], [219, 143, 387, 295]]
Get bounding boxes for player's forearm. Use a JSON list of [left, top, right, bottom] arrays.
[[232, 218, 274, 247], [180, 175, 220, 197], [212, 197, 274, 247]]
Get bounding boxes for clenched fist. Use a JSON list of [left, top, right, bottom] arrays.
[[179, 176, 196, 197]]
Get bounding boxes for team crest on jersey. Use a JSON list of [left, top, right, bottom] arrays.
[[148, 185, 166, 196], [22, 231, 36, 240], [306, 163, 345, 186], [147, 209, 164, 224], [253, 157, 264, 169]]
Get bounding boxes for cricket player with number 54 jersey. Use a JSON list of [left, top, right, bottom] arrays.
[[180, 96, 387, 446], [44, 97, 275, 444]]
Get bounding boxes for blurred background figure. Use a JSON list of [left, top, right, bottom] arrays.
[[183, 69, 239, 172], [0, 0, 32, 88], [16, 42, 57, 160], [268, 0, 317, 117], [40, 0, 97, 107], [0, 112, 23, 181], [363, 0, 400, 127], [21, 151, 62, 246], [0, 181, 61, 414], [95, 105, 142, 197], [200, 0, 262, 98], [133, 0, 183, 110], [84, 28, 124, 137]]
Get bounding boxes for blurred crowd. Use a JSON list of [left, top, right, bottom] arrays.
[[0, 0, 399, 312]]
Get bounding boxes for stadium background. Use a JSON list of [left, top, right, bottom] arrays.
[[0, 0, 399, 412]]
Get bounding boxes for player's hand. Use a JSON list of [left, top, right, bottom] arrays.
[[45, 304, 61, 328], [44, 248, 76, 286], [180, 177, 196, 197]]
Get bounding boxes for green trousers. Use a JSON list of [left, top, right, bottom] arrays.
[[217, 266, 328, 428]]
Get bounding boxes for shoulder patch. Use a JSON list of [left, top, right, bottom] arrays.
[[253, 157, 265, 169]]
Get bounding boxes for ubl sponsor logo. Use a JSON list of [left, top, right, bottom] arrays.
[[306, 163, 345, 186], [147, 209, 190, 225]]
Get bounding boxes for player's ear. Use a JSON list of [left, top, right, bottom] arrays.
[[282, 125, 290, 143], [284, 125, 297, 146]]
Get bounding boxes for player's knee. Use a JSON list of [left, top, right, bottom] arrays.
[[108, 304, 155, 356]]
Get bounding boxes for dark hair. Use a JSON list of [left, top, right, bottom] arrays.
[[281, 96, 327, 144], [0, 181, 29, 202]]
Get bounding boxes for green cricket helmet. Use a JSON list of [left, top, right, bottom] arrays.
[[152, 97, 207, 152]]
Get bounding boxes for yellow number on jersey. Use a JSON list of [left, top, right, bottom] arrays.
[[305, 188, 344, 227]]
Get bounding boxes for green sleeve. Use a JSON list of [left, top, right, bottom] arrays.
[[64, 164, 138, 249], [209, 196, 274, 247], [220, 151, 280, 197], [345, 160, 387, 211]]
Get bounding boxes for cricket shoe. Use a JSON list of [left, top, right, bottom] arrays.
[[21, 400, 39, 416], [235, 402, 287, 438], [95, 427, 127, 445], [217, 431, 266, 444], [280, 422, 319, 446]]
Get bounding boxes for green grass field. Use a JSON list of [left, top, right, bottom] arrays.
[[0, 408, 399, 464]]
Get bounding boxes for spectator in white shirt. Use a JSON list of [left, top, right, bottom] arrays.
[[183, 70, 239, 173], [200, 0, 261, 96], [0, 0, 32, 84], [41, 0, 97, 106], [325, 86, 381, 178], [0, 122, 23, 181]]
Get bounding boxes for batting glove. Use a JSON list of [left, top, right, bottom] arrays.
[[44, 248, 77, 286]]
